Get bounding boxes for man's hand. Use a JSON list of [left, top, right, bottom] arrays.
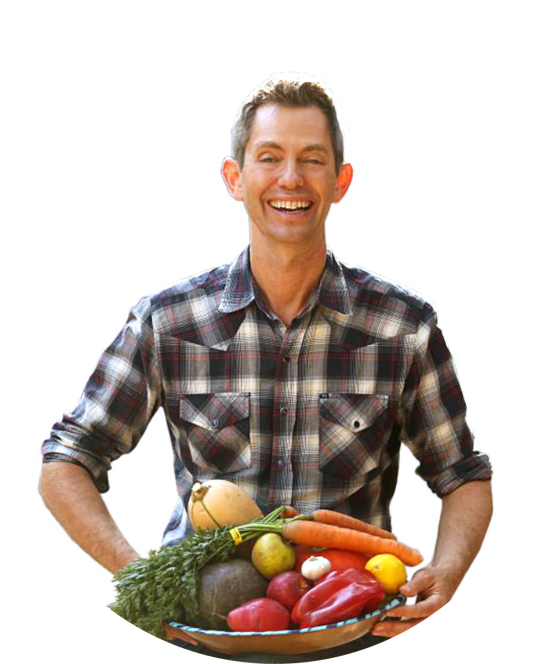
[[372, 480, 493, 637], [371, 563, 457, 636]]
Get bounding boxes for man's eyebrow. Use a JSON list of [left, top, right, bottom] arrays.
[[302, 143, 330, 154], [253, 141, 282, 151], [253, 141, 330, 154]]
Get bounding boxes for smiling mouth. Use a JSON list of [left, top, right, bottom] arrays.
[[268, 200, 313, 214]]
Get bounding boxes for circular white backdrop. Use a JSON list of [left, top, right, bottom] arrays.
[[0, 116, 550, 628]]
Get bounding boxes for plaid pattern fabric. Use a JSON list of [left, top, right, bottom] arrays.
[[42, 246, 492, 546]]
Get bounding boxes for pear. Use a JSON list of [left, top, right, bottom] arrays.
[[251, 533, 296, 579]]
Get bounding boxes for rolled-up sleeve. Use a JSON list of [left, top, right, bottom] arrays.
[[41, 296, 162, 492], [399, 303, 492, 496]]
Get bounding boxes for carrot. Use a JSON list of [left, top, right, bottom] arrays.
[[281, 505, 301, 518], [282, 519, 423, 567], [310, 509, 397, 541]]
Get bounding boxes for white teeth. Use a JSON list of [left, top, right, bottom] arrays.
[[270, 201, 311, 210]]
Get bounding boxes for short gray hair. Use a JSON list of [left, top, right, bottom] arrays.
[[231, 73, 344, 174]]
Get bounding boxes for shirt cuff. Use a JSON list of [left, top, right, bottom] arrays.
[[421, 452, 493, 497], [41, 442, 110, 493]]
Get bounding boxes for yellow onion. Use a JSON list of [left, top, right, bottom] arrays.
[[187, 479, 263, 531]]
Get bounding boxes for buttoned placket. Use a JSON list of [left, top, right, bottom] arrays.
[[269, 312, 312, 508]]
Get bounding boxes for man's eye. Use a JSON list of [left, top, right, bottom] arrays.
[[305, 158, 324, 165], [259, 156, 276, 163]]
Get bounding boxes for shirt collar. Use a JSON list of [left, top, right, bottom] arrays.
[[218, 247, 256, 314], [219, 246, 353, 317]]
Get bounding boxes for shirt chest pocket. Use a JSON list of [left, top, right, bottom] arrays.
[[179, 392, 251, 475], [319, 393, 391, 478]]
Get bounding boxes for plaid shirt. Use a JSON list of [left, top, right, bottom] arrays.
[[43, 246, 492, 546]]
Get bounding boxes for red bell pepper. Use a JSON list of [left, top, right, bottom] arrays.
[[291, 568, 385, 629]]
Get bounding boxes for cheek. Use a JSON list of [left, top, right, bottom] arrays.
[[244, 181, 274, 210], [242, 191, 265, 220]]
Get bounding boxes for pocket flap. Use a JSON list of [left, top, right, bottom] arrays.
[[320, 393, 389, 432], [179, 393, 250, 433]]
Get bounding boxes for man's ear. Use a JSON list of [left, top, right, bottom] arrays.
[[333, 163, 353, 203], [221, 157, 244, 201]]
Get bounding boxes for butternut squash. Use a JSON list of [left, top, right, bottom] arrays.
[[187, 479, 263, 531]]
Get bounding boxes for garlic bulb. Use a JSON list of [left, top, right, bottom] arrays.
[[301, 555, 332, 581]]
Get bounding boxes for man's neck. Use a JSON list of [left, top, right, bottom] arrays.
[[249, 237, 327, 328]]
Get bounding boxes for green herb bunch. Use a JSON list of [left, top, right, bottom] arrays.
[[109, 506, 305, 640], [109, 526, 236, 638]]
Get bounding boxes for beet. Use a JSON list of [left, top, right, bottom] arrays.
[[195, 559, 268, 630]]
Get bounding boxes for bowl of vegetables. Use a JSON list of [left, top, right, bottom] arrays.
[[109, 481, 419, 655], [164, 595, 406, 655]]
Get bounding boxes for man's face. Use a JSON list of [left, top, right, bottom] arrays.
[[223, 103, 352, 248]]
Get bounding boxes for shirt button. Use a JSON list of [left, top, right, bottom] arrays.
[[280, 407, 288, 416], [282, 355, 291, 363], [277, 459, 286, 469], [211, 419, 219, 429]]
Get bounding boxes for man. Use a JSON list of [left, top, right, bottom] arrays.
[[39, 74, 492, 653]]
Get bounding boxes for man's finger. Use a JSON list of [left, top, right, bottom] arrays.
[[386, 592, 445, 619], [385, 604, 431, 620], [371, 617, 425, 637], [399, 568, 435, 597]]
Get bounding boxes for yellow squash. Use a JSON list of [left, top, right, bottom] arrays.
[[187, 479, 263, 531]]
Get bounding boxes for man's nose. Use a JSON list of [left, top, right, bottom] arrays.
[[277, 160, 304, 189]]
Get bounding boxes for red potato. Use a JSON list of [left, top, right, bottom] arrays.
[[266, 571, 312, 611], [227, 598, 290, 632]]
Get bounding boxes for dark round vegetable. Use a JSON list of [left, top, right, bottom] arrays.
[[195, 559, 268, 630]]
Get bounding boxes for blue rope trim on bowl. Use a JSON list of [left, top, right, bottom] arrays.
[[169, 594, 406, 637]]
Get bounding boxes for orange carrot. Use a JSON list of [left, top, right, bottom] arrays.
[[282, 519, 423, 567], [311, 509, 397, 541], [281, 505, 301, 518]]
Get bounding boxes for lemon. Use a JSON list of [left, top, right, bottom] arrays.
[[366, 554, 407, 595]]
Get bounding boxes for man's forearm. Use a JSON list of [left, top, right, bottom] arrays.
[[39, 462, 140, 574], [430, 479, 493, 590], [372, 479, 493, 636]]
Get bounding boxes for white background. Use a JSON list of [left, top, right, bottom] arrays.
[[0, 116, 550, 628]]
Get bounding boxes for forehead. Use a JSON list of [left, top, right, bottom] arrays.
[[246, 103, 333, 153]]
